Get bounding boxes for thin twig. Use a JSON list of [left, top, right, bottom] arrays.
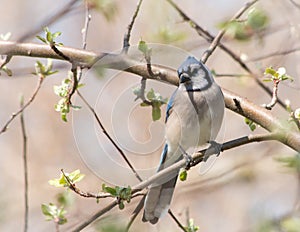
[[82, 0, 91, 50], [123, 0, 144, 52], [20, 96, 29, 232], [262, 79, 280, 110], [50, 44, 71, 62], [126, 194, 146, 232], [61, 169, 112, 199], [293, 170, 300, 211], [135, 77, 152, 105], [168, 209, 186, 232], [71, 200, 118, 232], [249, 46, 300, 62], [0, 54, 12, 69], [68, 64, 79, 105], [55, 222, 59, 232], [76, 90, 143, 182], [0, 75, 44, 134], [215, 73, 250, 78], [201, 0, 258, 63], [17, 0, 80, 42], [289, 0, 300, 9]]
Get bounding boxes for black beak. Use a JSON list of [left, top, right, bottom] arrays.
[[179, 73, 191, 83]]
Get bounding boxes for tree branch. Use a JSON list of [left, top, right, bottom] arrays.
[[132, 133, 285, 192], [166, 0, 291, 113], [123, 0, 144, 52], [17, 0, 80, 42], [168, 209, 186, 231], [70, 132, 283, 231], [61, 169, 112, 199], [0, 72, 45, 134], [77, 91, 143, 182], [82, 0, 91, 50], [249, 46, 300, 62], [201, 0, 258, 63], [70, 200, 118, 232], [1, 41, 300, 150], [20, 97, 29, 232]]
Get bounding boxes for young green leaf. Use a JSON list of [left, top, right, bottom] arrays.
[[138, 40, 149, 55], [184, 218, 199, 232], [41, 203, 67, 225], [264, 66, 293, 82], [119, 201, 125, 210], [179, 169, 187, 181], [276, 153, 300, 172], [281, 217, 300, 232], [36, 27, 63, 46], [247, 8, 269, 30], [245, 117, 257, 131], [33, 59, 58, 77], [152, 105, 161, 121], [48, 170, 85, 187], [102, 184, 117, 196]]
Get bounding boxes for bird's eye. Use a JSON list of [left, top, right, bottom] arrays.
[[179, 73, 191, 83], [189, 64, 200, 76]]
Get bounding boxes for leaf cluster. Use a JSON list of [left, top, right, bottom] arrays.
[[133, 87, 168, 121], [33, 59, 58, 77], [41, 203, 67, 225], [53, 73, 83, 122], [37, 27, 63, 46], [221, 7, 269, 41], [102, 184, 132, 210], [264, 67, 293, 82], [48, 169, 85, 188]]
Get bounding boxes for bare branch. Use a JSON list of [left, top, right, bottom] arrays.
[[214, 73, 250, 78], [126, 194, 146, 232], [289, 0, 300, 9], [168, 209, 186, 231], [166, 0, 292, 113], [262, 79, 280, 110], [123, 0, 144, 52], [71, 200, 118, 232], [60, 169, 112, 199], [0, 54, 12, 69], [68, 64, 79, 105], [82, 0, 91, 50], [20, 96, 29, 232], [132, 133, 283, 192], [249, 46, 300, 62], [201, 0, 258, 63], [77, 91, 143, 182], [0, 75, 44, 134], [1, 41, 300, 149], [66, 132, 282, 231], [17, 0, 80, 42]]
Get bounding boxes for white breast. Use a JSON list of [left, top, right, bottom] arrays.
[[164, 82, 224, 163]]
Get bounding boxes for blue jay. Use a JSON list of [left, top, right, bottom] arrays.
[[143, 56, 224, 224]]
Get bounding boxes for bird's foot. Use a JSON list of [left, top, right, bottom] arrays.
[[204, 141, 223, 161], [179, 145, 193, 170]]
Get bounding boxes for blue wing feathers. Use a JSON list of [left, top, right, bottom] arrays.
[[158, 143, 168, 169], [165, 89, 177, 123]]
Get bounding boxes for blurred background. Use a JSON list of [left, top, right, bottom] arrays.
[[0, 0, 300, 231]]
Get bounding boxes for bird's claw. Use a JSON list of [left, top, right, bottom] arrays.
[[179, 145, 193, 170], [204, 141, 222, 161]]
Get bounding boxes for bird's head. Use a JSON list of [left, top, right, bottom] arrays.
[[177, 56, 213, 91]]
